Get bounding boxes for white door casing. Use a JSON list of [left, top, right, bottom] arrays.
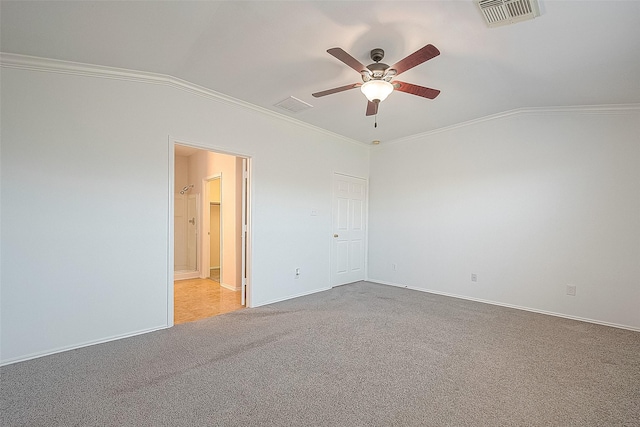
[[241, 159, 248, 306], [331, 173, 367, 286]]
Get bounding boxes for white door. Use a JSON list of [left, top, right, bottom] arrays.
[[331, 173, 366, 286]]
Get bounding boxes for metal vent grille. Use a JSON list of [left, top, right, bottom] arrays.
[[477, 0, 540, 28], [274, 96, 313, 113]]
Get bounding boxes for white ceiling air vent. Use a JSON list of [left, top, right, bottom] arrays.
[[274, 96, 313, 113], [477, 0, 541, 28]]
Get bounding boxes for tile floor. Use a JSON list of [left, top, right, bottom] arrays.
[[174, 278, 243, 324]]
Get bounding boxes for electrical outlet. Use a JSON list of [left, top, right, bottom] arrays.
[[471, 273, 478, 282], [295, 268, 300, 278], [566, 284, 576, 296], [392, 263, 397, 271]]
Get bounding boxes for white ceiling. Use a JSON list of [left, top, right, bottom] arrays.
[[2, 1, 639, 144]]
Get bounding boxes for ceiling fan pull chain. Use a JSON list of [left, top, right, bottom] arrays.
[[375, 114, 378, 128]]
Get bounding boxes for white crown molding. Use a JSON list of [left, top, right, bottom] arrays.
[[0, 52, 366, 148], [3, 53, 638, 151], [379, 103, 640, 148]]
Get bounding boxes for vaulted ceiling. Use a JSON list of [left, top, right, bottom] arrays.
[[2, 1, 639, 144]]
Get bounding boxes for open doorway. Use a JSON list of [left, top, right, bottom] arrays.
[[171, 142, 250, 325]]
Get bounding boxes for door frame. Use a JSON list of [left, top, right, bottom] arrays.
[[167, 137, 253, 326], [203, 174, 222, 282]]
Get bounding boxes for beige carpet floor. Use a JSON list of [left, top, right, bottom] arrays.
[[2, 281, 639, 426]]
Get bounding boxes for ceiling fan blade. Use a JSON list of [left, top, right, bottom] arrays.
[[389, 44, 440, 76], [366, 101, 378, 116], [312, 83, 361, 98], [327, 48, 368, 73], [392, 81, 441, 99]]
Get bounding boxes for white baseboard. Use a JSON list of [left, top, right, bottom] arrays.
[[220, 282, 241, 291], [0, 324, 169, 367], [174, 271, 200, 281], [252, 286, 332, 308], [368, 279, 640, 333]]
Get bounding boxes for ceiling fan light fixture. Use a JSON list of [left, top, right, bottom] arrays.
[[360, 80, 393, 103]]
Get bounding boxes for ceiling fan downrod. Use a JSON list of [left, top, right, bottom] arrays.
[[370, 48, 384, 63]]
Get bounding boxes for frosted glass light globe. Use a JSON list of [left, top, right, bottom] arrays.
[[360, 80, 393, 102]]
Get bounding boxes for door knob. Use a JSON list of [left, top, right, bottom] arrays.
[[333, 234, 339, 238]]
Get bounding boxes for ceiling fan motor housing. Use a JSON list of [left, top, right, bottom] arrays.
[[370, 48, 385, 62], [366, 62, 389, 80]]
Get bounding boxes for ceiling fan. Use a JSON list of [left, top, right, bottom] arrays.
[[312, 44, 441, 117]]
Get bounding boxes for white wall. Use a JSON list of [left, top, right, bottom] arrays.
[[4, 56, 635, 366], [174, 155, 188, 191], [0, 61, 369, 364], [173, 155, 190, 269], [368, 108, 640, 330]]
